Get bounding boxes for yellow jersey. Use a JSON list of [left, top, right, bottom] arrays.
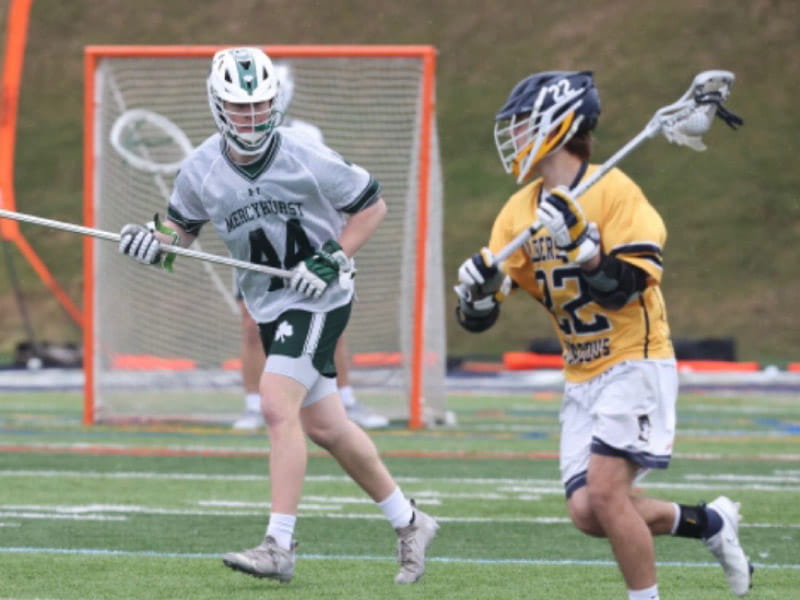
[[489, 163, 674, 382]]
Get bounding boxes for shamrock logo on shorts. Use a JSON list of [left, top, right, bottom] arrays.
[[275, 321, 294, 343]]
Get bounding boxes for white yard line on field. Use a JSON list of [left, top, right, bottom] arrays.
[[4, 469, 800, 495], [1, 546, 799, 570]]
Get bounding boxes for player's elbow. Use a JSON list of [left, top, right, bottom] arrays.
[[581, 255, 648, 311], [455, 302, 500, 333]]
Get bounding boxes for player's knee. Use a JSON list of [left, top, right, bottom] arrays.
[[567, 492, 604, 536], [585, 478, 618, 515], [261, 397, 299, 431], [304, 421, 336, 448], [306, 414, 363, 451], [261, 403, 286, 429]]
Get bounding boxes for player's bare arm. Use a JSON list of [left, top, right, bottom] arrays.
[[338, 197, 387, 256], [160, 218, 195, 248]]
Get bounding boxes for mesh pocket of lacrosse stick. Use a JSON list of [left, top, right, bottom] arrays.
[[109, 108, 194, 175]]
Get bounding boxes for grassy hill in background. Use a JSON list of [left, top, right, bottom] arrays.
[[1, 0, 798, 363]]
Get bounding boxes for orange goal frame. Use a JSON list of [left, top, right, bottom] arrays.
[[83, 44, 438, 429]]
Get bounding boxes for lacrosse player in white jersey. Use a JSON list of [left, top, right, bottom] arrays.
[[118, 46, 437, 585], [232, 62, 389, 432]]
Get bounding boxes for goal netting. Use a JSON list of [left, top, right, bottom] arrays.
[[84, 45, 446, 427]]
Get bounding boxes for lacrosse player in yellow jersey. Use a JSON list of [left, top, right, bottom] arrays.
[[456, 71, 752, 599], [118, 47, 437, 585]]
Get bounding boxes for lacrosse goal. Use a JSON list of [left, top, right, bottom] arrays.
[[83, 45, 445, 428]]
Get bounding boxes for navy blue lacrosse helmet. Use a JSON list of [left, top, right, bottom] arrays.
[[494, 71, 600, 183]]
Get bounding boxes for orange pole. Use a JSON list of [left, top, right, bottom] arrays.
[[0, 0, 33, 239], [13, 235, 82, 324], [408, 48, 436, 429], [0, 0, 83, 328]]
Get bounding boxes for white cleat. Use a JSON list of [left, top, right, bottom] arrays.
[[222, 535, 296, 583], [394, 500, 439, 584], [232, 410, 265, 431], [704, 496, 753, 596]]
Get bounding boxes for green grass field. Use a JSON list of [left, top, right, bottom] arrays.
[[2, 390, 799, 599]]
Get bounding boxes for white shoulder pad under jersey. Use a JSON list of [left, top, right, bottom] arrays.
[[168, 129, 382, 323]]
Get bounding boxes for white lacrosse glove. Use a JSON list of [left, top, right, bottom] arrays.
[[536, 186, 600, 264], [118, 215, 179, 270], [289, 240, 351, 299], [119, 224, 163, 266]]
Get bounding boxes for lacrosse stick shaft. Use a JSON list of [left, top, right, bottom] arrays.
[[0, 208, 292, 278]]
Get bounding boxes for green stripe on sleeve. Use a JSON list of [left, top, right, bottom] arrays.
[[342, 177, 382, 214]]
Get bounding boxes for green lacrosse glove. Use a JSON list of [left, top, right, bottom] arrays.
[[289, 239, 352, 299]]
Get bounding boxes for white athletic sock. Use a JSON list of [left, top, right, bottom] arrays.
[[669, 502, 681, 535], [245, 393, 261, 413], [266, 513, 296, 550], [628, 584, 659, 600], [339, 385, 356, 408], [377, 487, 414, 528]]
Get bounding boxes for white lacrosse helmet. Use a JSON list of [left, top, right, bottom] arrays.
[[207, 47, 282, 157], [494, 71, 600, 184], [273, 63, 295, 114]]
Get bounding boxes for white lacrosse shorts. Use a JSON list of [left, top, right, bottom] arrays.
[[559, 358, 678, 498]]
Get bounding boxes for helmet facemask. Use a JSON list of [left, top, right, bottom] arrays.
[[207, 48, 283, 158]]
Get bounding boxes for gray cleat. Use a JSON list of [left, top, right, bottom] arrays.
[[704, 496, 753, 596], [394, 500, 439, 584], [222, 535, 296, 583]]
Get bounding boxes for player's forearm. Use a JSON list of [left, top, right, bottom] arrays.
[[159, 218, 195, 248], [338, 198, 387, 257]]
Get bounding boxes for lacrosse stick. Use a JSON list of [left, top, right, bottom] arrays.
[[0, 207, 291, 278], [456, 70, 742, 299]]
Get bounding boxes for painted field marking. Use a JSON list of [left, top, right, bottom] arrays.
[[1, 546, 798, 570], [4, 468, 800, 487]]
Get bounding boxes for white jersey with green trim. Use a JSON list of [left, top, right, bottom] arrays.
[[168, 127, 381, 323]]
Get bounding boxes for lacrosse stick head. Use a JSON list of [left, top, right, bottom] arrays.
[[653, 70, 741, 151], [109, 109, 194, 175]]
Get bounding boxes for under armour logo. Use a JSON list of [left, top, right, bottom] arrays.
[[275, 321, 293, 343]]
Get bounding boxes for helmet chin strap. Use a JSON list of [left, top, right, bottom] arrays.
[[225, 133, 270, 163]]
